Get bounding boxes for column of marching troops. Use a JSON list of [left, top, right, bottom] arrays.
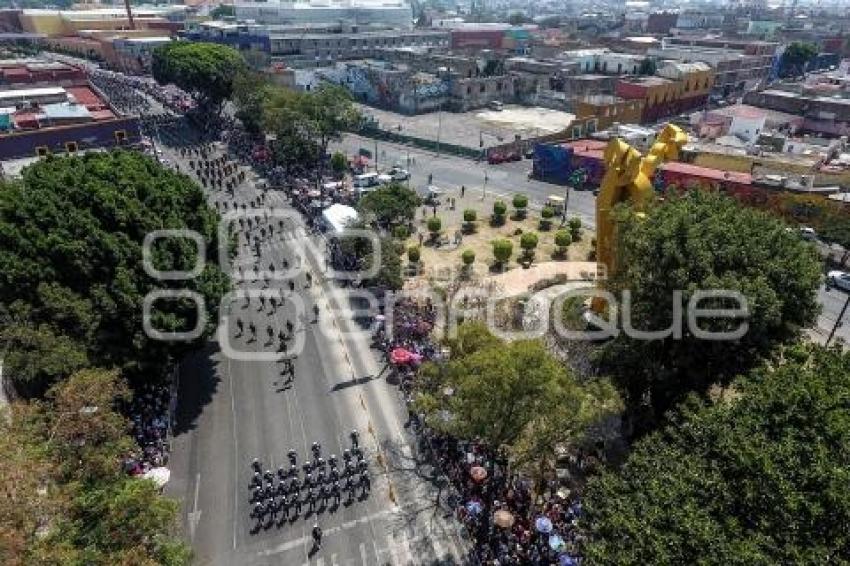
[[182, 146, 247, 193], [248, 432, 372, 531], [151, 103, 378, 537]]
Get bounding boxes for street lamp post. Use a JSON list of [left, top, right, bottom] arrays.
[[562, 184, 570, 226]]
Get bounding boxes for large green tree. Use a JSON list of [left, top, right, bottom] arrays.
[[0, 151, 229, 394], [261, 84, 359, 173], [299, 84, 360, 161], [231, 69, 270, 135], [415, 323, 620, 483], [357, 182, 421, 228], [779, 41, 818, 77], [152, 41, 246, 110], [262, 87, 322, 172], [599, 190, 821, 426], [1, 369, 190, 565], [581, 344, 850, 564]]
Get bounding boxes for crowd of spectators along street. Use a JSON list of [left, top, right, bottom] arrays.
[[122, 383, 172, 476], [89, 69, 193, 116], [88, 64, 356, 231], [430, 433, 584, 565], [376, 298, 584, 565]]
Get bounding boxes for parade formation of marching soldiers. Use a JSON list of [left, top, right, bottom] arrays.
[[248, 431, 371, 532], [184, 148, 248, 193]]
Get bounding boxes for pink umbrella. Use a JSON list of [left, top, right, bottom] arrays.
[[390, 347, 413, 365]]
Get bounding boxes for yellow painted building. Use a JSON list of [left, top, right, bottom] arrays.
[[616, 62, 714, 123], [19, 7, 187, 37], [575, 94, 644, 130]]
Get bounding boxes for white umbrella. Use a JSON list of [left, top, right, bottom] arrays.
[[143, 467, 171, 488]]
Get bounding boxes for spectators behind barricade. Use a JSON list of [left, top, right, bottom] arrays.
[[122, 382, 171, 476]]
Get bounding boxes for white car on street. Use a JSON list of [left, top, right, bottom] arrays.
[[827, 270, 850, 292], [390, 167, 410, 181]]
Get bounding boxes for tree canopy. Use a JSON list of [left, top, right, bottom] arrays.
[[299, 84, 360, 157], [414, 323, 620, 483], [258, 83, 359, 173], [599, 190, 821, 426], [1, 369, 190, 565], [0, 151, 229, 395], [357, 182, 421, 228], [779, 42, 818, 77], [581, 344, 850, 565], [508, 12, 529, 25], [231, 69, 270, 135], [152, 41, 246, 109], [764, 192, 850, 250]]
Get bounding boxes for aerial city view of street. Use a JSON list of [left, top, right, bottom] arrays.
[[3, 0, 850, 564]]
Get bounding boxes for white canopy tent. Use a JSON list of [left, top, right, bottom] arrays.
[[321, 203, 359, 234]]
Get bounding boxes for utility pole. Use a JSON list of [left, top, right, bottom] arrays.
[[826, 292, 850, 346], [123, 0, 136, 30], [562, 184, 570, 225], [436, 101, 443, 156], [374, 139, 379, 172]]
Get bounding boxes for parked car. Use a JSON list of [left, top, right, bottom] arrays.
[[487, 150, 521, 164], [827, 270, 850, 292], [353, 172, 380, 188], [390, 167, 410, 181]]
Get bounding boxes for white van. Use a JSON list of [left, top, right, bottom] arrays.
[[353, 172, 379, 188]]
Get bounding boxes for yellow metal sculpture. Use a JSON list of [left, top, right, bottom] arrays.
[[595, 124, 688, 278]]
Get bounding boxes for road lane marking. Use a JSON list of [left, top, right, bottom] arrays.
[[256, 508, 395, 557], [188, 472, 202, 541]]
